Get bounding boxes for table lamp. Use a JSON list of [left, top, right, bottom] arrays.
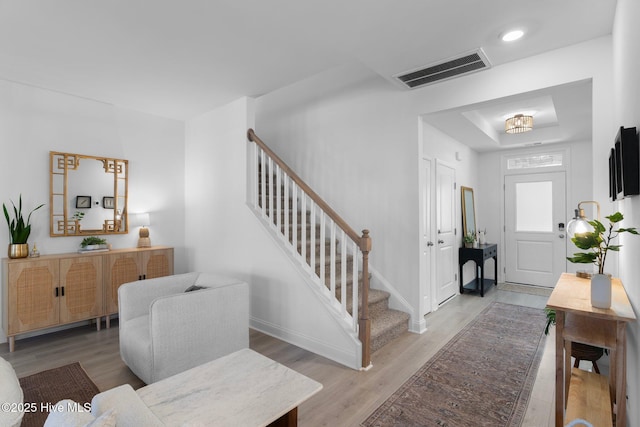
[[136, 213, 151, 248]]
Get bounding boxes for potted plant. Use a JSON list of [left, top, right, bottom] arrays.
[[566, 211, 638, 308], [545, 212, 638, 326], [3, 195, 45, 258], [81, 236, 108, 250], [463, 232, 475, 248]]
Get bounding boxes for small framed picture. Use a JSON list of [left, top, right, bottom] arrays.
[[103, 197, 115, 209], [76, 196, 92, 209]]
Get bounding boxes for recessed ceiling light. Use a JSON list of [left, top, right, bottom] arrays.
[[502, 30, 524, 42]]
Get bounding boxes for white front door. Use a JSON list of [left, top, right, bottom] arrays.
[[505, 172, 566, 287], [436, 161, 456, 303], [420, 158, 433, 316]]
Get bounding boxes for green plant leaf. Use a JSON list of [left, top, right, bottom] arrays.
[[567, 252, 597, 264], [607, 212, 624, 223], [607, 245, 622, 251], [589, 219, 606, 234], [619, 227, 639, 234], [571, 232, 601, 250]]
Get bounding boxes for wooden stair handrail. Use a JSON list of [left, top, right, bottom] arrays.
[[248, 129, 362, 244], [248, 128, 372, 368]]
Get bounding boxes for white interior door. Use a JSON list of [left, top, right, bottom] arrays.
[[505, 172, 566, 287], [420, 158, 433, 316], [436, 161, 456, 303]]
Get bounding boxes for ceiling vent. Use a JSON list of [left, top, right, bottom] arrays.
[[395, 48, 491, 89]]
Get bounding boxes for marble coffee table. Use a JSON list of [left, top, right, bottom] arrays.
[[136, 348, 323, 426]]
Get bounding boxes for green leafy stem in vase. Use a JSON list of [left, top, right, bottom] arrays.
[[566, 212, 638, 275]]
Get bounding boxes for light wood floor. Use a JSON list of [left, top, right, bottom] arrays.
[[1, 285, 557, 426]]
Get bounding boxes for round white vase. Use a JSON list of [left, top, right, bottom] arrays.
[[590, 273, 612, 309]]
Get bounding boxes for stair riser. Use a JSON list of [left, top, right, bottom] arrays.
[[371, 318, 409, 353]]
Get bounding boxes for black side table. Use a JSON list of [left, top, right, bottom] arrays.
[[459, 243, 498, 297]]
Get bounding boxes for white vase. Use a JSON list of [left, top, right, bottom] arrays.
[[590, 274, 611, 309]]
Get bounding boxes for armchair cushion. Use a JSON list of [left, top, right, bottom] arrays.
[[0, 357, 23, 427]]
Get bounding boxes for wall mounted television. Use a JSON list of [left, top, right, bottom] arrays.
[[610, 126, 639, 200]]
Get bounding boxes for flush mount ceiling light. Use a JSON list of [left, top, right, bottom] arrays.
[[505, 114, 533, 134], [502, 29, 524, 42]]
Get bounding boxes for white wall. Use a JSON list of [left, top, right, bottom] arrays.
[[256, 36, 613, 330], [613, 0, 640, 423], [0, 79, 186, 343], [184, 97, 362, 369]]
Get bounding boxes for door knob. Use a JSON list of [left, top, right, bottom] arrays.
[[438, 239, 444, 244], [427, 242, 434, 247], [559, 234, 565, 239]]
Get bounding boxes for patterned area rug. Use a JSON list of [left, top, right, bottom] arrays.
[[19, 362, 100, 427], [362, 302, 547, 427]]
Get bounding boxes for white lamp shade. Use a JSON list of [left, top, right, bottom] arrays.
[[132, 212, 150, 227]]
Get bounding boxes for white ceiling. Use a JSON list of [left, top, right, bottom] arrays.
[[423, 80, 593, 152], [0, 1, 614, 149]]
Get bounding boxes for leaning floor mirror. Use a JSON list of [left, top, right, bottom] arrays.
[[461, 186, 476, 238]]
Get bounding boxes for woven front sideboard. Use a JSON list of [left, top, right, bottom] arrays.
[[2, 246, 173, 352]]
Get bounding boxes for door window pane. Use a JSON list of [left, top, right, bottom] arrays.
[[516, 181, 552, 232], [507, 153, 563, 169]]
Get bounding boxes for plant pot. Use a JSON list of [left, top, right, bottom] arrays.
[[590, 273, 611, 309], [8, 243, 29, 259], [464, 242, 473, 248]]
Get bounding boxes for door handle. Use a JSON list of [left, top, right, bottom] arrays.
[[438, 239, 444, 244], [427, 242, 434, 247], [559, 234, 565, 239]]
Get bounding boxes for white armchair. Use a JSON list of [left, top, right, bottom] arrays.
[[118, 272, 249, 384]]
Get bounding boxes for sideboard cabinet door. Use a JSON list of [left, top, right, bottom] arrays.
[[103, 247, 174, 315], [103, 252, 142, 315], [7, 259, 60, 334], [59, 256, 103, 324]]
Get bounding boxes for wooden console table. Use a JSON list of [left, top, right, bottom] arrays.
[[546, 273, 636, 427], [458, 243, 497, 297]]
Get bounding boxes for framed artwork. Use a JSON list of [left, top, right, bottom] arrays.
[[76, 196, 92, 209], [103, 197, 115, 209]]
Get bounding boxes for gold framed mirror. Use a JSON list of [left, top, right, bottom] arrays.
[[50, 152, 128, 236], [461, 186, 476, 238]]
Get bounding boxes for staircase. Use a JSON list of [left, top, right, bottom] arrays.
[[249, 129, 409, 364]]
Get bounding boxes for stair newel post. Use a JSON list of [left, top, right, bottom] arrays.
[[359, 229, 372, 368]]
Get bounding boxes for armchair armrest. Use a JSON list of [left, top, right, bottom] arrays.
[[119, 272, 200, 323], [148, 281, 249, 382], [91, 385, 164, 426]]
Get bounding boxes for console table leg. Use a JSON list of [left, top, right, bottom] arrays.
[[616, 322, 626, 427], [555, 311, 565, 427]]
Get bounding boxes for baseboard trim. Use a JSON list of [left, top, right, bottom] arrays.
[[250, 317, 361, 370]]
